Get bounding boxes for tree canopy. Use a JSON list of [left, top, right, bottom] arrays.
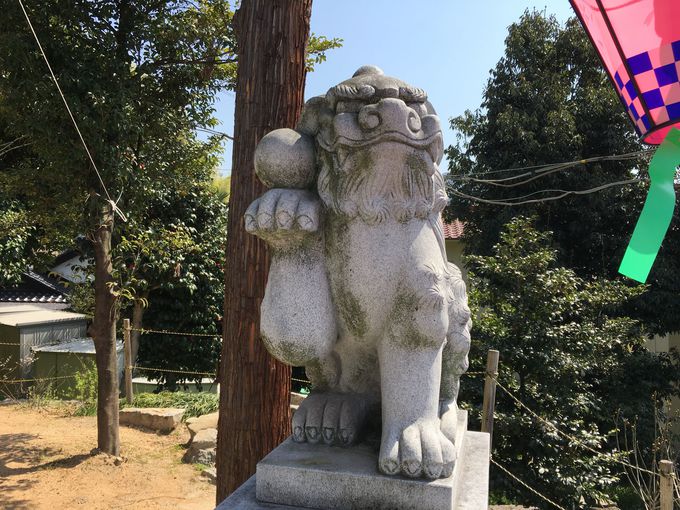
[[462, 217, 679, 507], [444, 11, 680, 335]]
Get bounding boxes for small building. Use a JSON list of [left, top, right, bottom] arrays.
[[32, 338, 123, 397], [0, 305, 88, 379], [443, 219, 466, 279]]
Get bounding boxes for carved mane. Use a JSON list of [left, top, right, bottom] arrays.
[[317, 147, 440, 224]]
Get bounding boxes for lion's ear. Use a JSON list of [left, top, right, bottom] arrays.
[[297, 96, 333, 137]]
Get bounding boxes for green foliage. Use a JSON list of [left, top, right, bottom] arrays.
[[306, 34, 343, 72], [123, 391, 218, 420], [444, 10, 680, 335], [70, 360, 99, 416], [65, 281, 96, 317], [72, 360, 98, 402], [211, 172, 230, 203], [462, 217, 679, 508], [0, 204, 34, 285], [134, 183, 226, 385]]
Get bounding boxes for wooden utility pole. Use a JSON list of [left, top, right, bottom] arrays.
[[481, 349, 500, 447], [216, 0, 312, 503], [659, 459, 675, 510], [123, 319, 133, 404]]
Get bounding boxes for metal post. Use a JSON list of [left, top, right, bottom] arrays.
[[123, 318, 133, 404], [659, 459, 674, 510], [481, 349, 500, 448]]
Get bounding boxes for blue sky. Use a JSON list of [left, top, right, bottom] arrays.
[[212, 1, 575, 175]]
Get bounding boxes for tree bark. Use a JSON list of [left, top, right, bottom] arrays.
[[91, 203, 120, 456], [216, 0, 312, 502]]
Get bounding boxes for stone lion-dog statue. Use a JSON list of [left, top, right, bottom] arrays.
[[245, 65, 471, 480]]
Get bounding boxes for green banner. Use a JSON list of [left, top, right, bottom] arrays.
[[618, 128, 680, 283]]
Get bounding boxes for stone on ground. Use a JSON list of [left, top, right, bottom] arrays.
[[201, 467, 217, 485], [183, 427, 217, 465], [119, 407, 184, 433], [187, 411, 219, 440]]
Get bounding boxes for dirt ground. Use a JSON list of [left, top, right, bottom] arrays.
[[0, 401, 215, 510]]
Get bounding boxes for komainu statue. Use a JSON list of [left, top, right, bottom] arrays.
[[245, 66, 471, 480]]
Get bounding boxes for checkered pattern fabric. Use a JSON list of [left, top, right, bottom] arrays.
[[614, 39, 680, 136]]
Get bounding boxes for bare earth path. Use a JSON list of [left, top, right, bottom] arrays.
[[0, 402, 215, 510]]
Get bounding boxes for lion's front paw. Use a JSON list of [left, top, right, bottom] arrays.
[[292, 392, 368, 446], [378, 420, 456, 479], [245, 189, 321, 247]]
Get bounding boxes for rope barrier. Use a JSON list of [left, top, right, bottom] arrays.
[[0, 342, 21, 346], [492, 376, 657, 476], [291, 377, 311, 385], [0, 374, 77, 384], [132, 365, 217, 378], [491, 457, 567, 510], [130, 327, 220, 339]]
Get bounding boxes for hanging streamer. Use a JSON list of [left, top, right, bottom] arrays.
[[618, 128, 680, 282]]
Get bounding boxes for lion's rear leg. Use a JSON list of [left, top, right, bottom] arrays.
[[440, 263, 472, 444]]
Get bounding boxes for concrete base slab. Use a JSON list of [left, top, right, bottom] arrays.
[[216, 414, 489, 510], [119, 407, 184, 433]]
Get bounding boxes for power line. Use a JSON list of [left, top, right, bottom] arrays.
[[196, 127, 233, 140], [449, 176, 642, 206], [17, 0, 126, 222], [449, 149, 654, 183]]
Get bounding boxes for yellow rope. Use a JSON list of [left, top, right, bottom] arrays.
[[493, 376, 656, 476], [132, 365, 217, 378], [491, 457, 567, 510], [130, 327, 220, 339], [291, 377, 311, 385], [0, 374, 77, 384], [0, 342, 20, 346]]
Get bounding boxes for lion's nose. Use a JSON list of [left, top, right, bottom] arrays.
[[358, 98, 422, 135]]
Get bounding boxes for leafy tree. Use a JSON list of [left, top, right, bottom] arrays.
[[445, 11, 680, 335], [462, 217, 679, 507], [0, 0, 235, 455], [0, 204, 33, 285], [130, 182, 227, 386], [0, 0, 339, 457]]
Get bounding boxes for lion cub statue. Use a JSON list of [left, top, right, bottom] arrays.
[[245, 66, 471, 480]]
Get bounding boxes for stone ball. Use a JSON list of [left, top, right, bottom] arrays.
[[254, 128, 316, 189]]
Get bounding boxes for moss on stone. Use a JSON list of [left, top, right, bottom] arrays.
[[335, 285, 368, 339], [388, 290, 433, 350]]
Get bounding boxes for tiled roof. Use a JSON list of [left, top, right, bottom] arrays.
[[443, 220, 465, 240], [0, 271, 69, 304]]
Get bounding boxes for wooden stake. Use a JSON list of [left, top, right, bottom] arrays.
[[123, 318, 133, 404], [659, 459, 674, 510], [481, 349, 500, 448]]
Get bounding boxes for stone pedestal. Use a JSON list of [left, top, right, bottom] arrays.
[[216, 412, 489, 510]]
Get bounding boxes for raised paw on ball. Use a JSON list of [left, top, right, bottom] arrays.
[[244, 189, 321, 248]]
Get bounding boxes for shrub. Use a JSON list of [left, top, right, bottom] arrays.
[[122, 391, 218, 420]]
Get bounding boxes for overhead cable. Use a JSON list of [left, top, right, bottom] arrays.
[[450, 176, 642, 206], [17, 0, 127, 222], [449, 149, 654, 184]]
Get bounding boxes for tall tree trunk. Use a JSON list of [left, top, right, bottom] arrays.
[[91, 203, 120, 456], [216, 0, 312, 502]]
